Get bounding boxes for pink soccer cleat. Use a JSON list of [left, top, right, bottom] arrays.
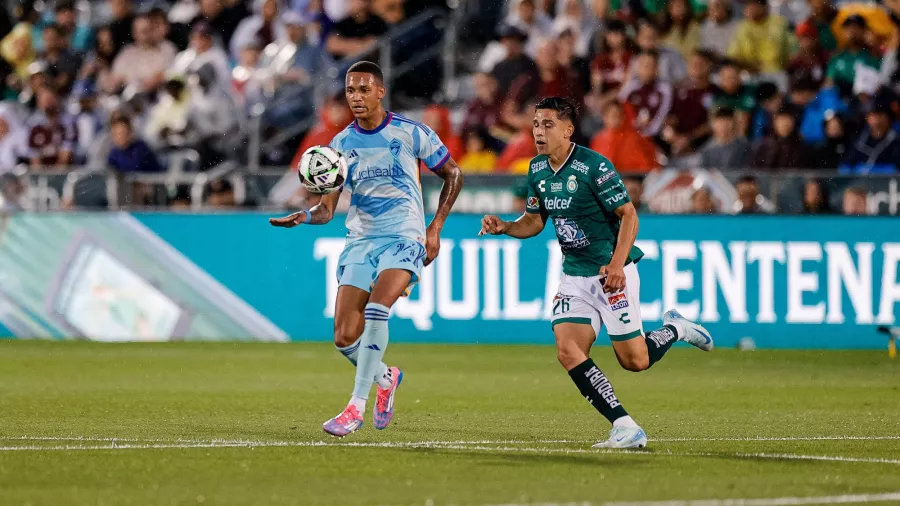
[[322, 405, 364, 437], [373, 367, 404, 430]]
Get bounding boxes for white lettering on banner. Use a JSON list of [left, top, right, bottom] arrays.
[[825, 243, 874, 324], [868, 179, 900, 215], [542, 241, 563, 320], [481, 240, 502, 320], [635, 240, 661, 321], [502, 240, 542, 319], [437, 240, 480, 320], [747, 242, 785, 323], [661, 241, 700, 319], [877, 244, 900, 324], [786, 242, 825, 323], [314, 238, 345, 317], [394, 265, 434, 330], [700, 241, 748, 323]]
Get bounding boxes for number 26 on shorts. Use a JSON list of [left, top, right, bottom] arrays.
[[552, 296, 570, 316]]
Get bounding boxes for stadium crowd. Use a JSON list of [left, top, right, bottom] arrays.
[[0, 0, 898, 213]]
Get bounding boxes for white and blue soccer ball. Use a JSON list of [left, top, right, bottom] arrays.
[[296, 145, 347, 194]]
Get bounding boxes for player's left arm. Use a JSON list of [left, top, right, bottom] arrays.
[[602, 202, 639, 293], [425, 157, 464, 266], [414, 124, 464, 266]]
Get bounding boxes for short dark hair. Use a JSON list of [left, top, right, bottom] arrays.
[[535, 96, 576, 123], [712, 107, 735, 119], [110, 117, 133, 132], [55, 1, 75, 13], [638, 49, 660, 62], [42, 22, 62, 34], [737, 175, 758, 186], [347, 61, 384, 83]]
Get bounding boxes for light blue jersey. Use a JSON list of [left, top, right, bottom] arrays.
[[329, 112, 451, 294]]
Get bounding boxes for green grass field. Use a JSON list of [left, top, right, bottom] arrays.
[[1, 341, 899, 506]]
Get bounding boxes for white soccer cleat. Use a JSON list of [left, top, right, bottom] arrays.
[[664, 309, 714, 351], [592, 425, 648, 449]]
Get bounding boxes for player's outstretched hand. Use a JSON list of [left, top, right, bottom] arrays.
[[269, 212, 306, 228], [600, 264, 626, 293], [479, 215, 508, 236]]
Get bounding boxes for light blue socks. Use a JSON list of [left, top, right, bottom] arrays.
[[351, 303, 391, 402]]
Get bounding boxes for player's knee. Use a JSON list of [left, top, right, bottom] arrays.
[[556, 341, 585, 370], [333, 323, 360, 348], [619, 354, 650, 372]]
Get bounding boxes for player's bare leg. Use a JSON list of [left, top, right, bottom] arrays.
[[323, 270, 410, 437], [554, 323, 647, 449], [610, 319, 713, 374]]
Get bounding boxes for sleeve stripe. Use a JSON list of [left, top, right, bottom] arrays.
[[428, 152, 451, 172]]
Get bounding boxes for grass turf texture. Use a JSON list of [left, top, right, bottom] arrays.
[[1, 341, 899, 506]]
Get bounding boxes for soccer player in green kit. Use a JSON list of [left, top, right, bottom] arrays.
[[480, 97, 713, 449]]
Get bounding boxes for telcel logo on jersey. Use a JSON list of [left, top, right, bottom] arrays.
[[544, 196, 572, 210]]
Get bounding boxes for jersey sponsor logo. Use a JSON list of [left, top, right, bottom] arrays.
[[598, 161, 609, 172], [566, 175, 579, 193], [531, 160, 548, 173], [526, 196, 539, 209], [355, 165, 403, 180], [389, 138, 402, 158], [550, 182, 563, 192], [538, 180, 546, 192], [609, 293, 626, 305], [552, 216, 590, 249], [610, 300, 629, 311], [571, 159, 590, 175], [544, 196, 572, 210], [597, 183, 622, 195], [596, 172, 616, 186], [604, 192, 627, 205]]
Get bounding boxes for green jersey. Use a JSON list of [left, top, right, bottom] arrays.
[[525, 144, 643, 277]]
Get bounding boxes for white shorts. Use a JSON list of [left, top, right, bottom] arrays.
[[550, 263, 644, 342]]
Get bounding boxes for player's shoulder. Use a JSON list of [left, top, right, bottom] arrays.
[[329, 123, 356, 149], [527, 154, 550, 179], [574, 144, 618, 176], [391, 113, 432, 134]]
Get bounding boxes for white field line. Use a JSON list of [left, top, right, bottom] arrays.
[[601, 490, 900, 506], [2, 440, 900, 467], [653, 436, 900, 443]]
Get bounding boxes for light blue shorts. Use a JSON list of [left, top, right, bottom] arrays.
[[337, 237, 427, 295]]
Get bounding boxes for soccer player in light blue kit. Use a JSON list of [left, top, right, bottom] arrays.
[[270, 61, 463, 437]]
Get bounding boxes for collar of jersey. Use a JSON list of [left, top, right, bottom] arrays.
[[353, 112, 393, 135], [549, 143, 576, 173]]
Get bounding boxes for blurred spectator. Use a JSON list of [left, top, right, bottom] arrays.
[[805, 0, 838, 52], [801, 178, 832, 214], [700, 0, 738, 58], [691, 186, 716, 214], [230, 0, 286, 61], [619, 51, 674, 137], [505, 0, 553, 58], [668, 50, 718, 155], [107, 0, 135, 52], [205, 178, 237, 208], [232, 39, 263, 107], [557, 27, 591, 96], [190, 0, 250, 51], [812, 111, 848, 168], [660, 0, 700, 61], [172, 22, 232, 93], [36, 1, 92, 54], [634, 19, 687, 83], [107, 117, 163, 173], [826, 15, 881, 93], [727, 0, 792, 74], [0, 104, 28, 171], [73, 82, 103, 161], [291, 93, 352, 166], [511, 38, 582, 106], [462, 72, 508, 143], [623, 176, 645, 211], [422, 104, 464, 161], [108, 14, 176, 95], [590, 20, 632, 103], [372, 0, 407, 25], [589, 101, 659, 172], [458, 127, 498, 173], [0, 172, 26, 211], [796, 77, 847, 145], [734, 175, 771, 214], [699, 107, 752, 170], [788, 21, 830, 88], [552, 0, 596, 57], [750, 82, 782, 140], [185, 63, 241, 169], [38, 24, 81, 95], [27, 88, 76, 169], [144, 76, 190, 149], [147, 8, 177, 50], [168, 184, 192, 209], [490, 25, 537, 97], [841, 100, 900, 174], [497, 104, 538, 173], [1, 23, 36, 80], [842, 186, 868, 215], [76, 27, 117, 98], [713, 60, 756, 135], [19, 62, 50, 112], [753, 105, 814, 169], [326, 0, 387, 60]]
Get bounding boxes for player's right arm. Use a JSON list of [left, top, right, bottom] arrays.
[[269, 189, 342, 228]]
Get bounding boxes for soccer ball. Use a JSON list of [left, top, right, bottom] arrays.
[[296, 146, 347, 194]]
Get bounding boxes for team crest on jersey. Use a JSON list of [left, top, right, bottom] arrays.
[[566, 175, 578, 193], [552, 217, 590, 250], [571, 160, 590, 175], [429, 131, 441, 146], [390, 138, 402, 158]]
